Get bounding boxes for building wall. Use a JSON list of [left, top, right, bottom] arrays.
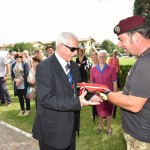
[[79, 39, 97, 54]]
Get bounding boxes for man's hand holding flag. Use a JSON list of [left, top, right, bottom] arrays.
[[77, 83, 111, 101]]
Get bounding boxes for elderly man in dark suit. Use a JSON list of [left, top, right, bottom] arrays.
[[32, 32, 101, 150]]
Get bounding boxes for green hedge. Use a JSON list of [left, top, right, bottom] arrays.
[[119, 65, 132, 89]]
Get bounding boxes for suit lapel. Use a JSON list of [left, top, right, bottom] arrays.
[[70, 61, 80, 94], [70, 61, 77, 84], [51, 55, 72, 88]]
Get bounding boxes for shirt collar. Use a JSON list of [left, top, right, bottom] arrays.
[[55, 52, 69, 73]]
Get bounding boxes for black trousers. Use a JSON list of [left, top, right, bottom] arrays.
[[0, 77, 12, 104], [39, 131, 76, 150], [117, 73, 122, 90], [17, 89, 30, 110]]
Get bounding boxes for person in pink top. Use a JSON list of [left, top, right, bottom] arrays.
[[108, 49, 122, 89], [108, 49, 120, 73], [90, 50, 117, 135], [108, 49, 122, 118]]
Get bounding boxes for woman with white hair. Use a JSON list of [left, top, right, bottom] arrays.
[[23, 50, 32, 67], [90, 50, 117, 135]]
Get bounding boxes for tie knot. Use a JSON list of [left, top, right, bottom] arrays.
[[66, 63, 71, 70]]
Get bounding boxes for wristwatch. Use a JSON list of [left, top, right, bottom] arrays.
[[104, 90, 111, 96], [100, 89, 111, 100]]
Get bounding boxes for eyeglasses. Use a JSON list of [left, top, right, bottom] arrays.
[[98, 56, 106, 59], [16, 56, 22, 58], [63, 44, 79, 52]]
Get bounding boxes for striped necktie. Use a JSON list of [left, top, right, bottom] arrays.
[[65, 63, 73, 87]]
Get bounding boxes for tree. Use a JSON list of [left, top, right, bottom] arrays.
[[51, 41, 56, 49], [100, 39, 116, 53], [100, 39, 123, 55], [7, 42, 35, 53], [7, 45, 14, 52], [133, 0, 150, 25]]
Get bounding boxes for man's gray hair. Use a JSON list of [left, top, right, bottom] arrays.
[[127, 26, 150, 39], [56, 32, 78, 49]]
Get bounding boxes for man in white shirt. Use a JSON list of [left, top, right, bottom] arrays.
[[0, 56, 12, 106], [33, 32, 101, 150]]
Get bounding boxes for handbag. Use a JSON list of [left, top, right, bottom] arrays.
[[26, 85, 36, 100]]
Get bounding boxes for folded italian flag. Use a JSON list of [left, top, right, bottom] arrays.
[[77, 83, 110, 100]]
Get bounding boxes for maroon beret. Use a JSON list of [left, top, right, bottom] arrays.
[[114, 15, 145, 35]]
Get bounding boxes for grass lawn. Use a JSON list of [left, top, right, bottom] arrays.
[[0, 57, 134, 150], [0, 80, 126, 150], [118, 57, 136, 65], [74, 56, 136, 65]]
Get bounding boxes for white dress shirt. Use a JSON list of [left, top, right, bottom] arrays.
[[55, 52, 70, 74]]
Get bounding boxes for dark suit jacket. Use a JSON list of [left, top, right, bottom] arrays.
[[32, 54, 82, 149]]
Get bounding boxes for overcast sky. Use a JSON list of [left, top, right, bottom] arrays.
[[0, 0, 134, 45]]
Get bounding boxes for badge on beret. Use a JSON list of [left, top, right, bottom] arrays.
[[114, 26, 120, 34]]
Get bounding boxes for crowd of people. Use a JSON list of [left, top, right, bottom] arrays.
[[0, 46, 54, 116], [0, 15, 150, 150]]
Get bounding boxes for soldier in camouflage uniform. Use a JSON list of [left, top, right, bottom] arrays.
[[100, 15, 150, 150], [124, 133, 150, 150]]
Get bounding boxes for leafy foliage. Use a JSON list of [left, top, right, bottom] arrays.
[[51, 41, 56, 49], [119, 65, 133, 88], [7, 42, 35, 53], [133, 0, 150, 25], [100, 39, 123, 54], [100, 39, 116, 53]]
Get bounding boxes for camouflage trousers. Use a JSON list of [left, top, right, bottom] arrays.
[[124, 133, 150, 150]]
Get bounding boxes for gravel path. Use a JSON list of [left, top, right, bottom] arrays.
[[0, 121, 39, 150]]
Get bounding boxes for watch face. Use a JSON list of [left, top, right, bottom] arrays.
[[100, 93, 108, 101]]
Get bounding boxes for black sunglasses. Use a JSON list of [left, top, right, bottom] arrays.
[[63, 44, 79, 52], [16, 56, 22, 58]]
